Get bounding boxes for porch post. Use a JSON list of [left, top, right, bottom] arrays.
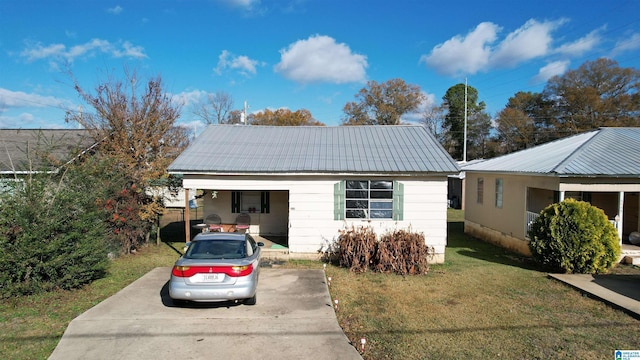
[[184, 188, 190, 242], [617, 191, 624, 245], [559, 191, 565, 202]]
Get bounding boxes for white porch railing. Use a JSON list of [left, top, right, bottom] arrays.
[[525, 211, 539, 238]]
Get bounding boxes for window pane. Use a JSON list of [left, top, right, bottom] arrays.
[[495, 178, 503, 208], [370, 201, 392, 209], [346, 209, 367, 218], [346, 180, 368, 190], [370, 190, 392, 199], [370, 210, 392, 218], [346, 190, 368, 199], [371, 180, 392, 189], [346, 200, 368, 209]]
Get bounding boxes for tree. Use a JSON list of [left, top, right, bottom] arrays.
[[494, 91, 556, 154], [342, 79, 425, 125], [193, 91, 234, 124], [542, 58, 640, 135], [441, 83, 491, 160], [420, 104, 445, 142], [250, 108, 325, 126], [65, 68, 190, 252]]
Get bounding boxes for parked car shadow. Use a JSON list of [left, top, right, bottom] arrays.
[[159, 280, 243, 309]]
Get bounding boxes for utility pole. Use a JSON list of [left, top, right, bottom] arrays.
[[243, 100, 248, 125], [463, 78, 468, 163]]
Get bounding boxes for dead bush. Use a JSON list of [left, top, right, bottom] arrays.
[[375, 230, 432, 275], [333, 227, 432, 275], [337, 226, 377, 273]]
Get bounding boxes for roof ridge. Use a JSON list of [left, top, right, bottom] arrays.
[[550, 129, 600, 173]]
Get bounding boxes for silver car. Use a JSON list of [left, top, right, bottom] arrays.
[[169, 232, 263, 305]]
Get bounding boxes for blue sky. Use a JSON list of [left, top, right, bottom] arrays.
[[1, 0, 639, 132]]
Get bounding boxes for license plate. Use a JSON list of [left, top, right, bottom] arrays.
[[203, 273, 223, 282]]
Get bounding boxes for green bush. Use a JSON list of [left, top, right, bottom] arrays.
[[0, 168, 109, 298], [528, 199, 621, 274]]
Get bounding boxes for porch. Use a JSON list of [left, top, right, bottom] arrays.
[[526, 188, 640, 245]]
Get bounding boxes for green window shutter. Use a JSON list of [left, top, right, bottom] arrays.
[[231, 191, 241, 213], [393, 181, 404, 221], [260, 191, 270, 213], [334, 181, 345, 220]]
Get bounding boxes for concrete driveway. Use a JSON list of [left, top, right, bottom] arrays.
[[49, 268, 362, 360]]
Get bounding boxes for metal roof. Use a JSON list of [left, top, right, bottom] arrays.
[[168, 125, 459, 175], [0, 129, 94, 174], [463, 127, 640, 177]]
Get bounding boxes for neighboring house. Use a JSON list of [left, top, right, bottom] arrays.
[[448, 159, 485, 210], [0, 129, 95, 176], [167, 125, 459, 262], [463, 127, 640, 256]]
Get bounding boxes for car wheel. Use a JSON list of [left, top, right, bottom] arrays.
[[244, 294, 257, 305]]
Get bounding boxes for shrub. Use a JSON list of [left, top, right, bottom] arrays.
[[337, 226, 377, 273], [335, 226, 432, 275], [375, 230, 432, 275], [0, 172, 109, 297], [528, 199, 621, 274]]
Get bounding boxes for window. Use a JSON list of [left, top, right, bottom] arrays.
[[477, 178, 484, 204], [345, 180, 394, 219], [231, 191, 270, 213], [495, 178, 503, 208]]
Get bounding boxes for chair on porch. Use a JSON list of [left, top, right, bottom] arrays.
[[234, 213, 251, 233], [204, 214, 223, 232]]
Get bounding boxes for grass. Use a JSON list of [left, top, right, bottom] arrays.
[[0, 241, 184, 360], [327, 209, 640, 359], [1, 209, 639, 359]]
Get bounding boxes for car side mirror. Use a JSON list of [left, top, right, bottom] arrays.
[[257, 242, 265, 247]]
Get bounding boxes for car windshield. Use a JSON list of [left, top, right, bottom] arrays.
[[185, 239, 246, 259]]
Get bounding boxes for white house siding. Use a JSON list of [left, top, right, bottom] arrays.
[[183, 175, 449, 263]]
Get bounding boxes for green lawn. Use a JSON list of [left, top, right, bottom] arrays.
[[328, 209, 640, 359], [1, 209, 639, 359]]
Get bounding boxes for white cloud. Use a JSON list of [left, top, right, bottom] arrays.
[[171, 89, 208, 107], [20, 38, 147, 63], [214, 50, 262, 77], [555, 28, 601, 56], [220, 0, 259, 8], [421, 18, 604, 77], [531, 60, 570, 84], [611, 33, 640, 56], [107, 5, 123, 14], [216, 0, 264, 15], [421, 22, 500, 76], [114, 41, 146, 58], [0, 88, 64, 109], [402, 91, 438, 124], [274, 35, 368, 84], [491, 19, 565, 68]]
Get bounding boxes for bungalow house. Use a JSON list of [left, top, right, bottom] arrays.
[[167, 125, 459, 262], [462, 127, 640, 259]]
